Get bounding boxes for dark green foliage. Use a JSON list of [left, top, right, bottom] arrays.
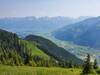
[[57, 60, 74, 68], [96, 69, 100, 74], [0, 29, 48, 66], [67, 61, 73, 68], [58, 60, 68, 68], [0, 29, 24, 66], [93, 59, 98, 69], [83, 54, 92, 74]]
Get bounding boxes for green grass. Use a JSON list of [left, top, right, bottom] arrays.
[[21, 40, 49, 60], [0, 65, 98, 75]]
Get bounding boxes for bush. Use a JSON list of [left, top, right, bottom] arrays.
[[96, 69, 100, 74]]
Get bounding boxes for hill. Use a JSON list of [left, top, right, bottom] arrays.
[[53, 16, 100, 49], [0, 29, 83, 66], [25, 35, 83, 64], [0, 29, 49, 66]]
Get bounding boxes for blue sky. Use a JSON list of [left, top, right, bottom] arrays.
[[0, 0, 100, 18]]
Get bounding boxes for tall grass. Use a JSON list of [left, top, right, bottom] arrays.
[[0, 65, 98, 75]]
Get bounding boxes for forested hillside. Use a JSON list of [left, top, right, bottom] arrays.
[[25, 35, 83, 64], [0, 29, 49, 66], [0, 29, 83, 67]]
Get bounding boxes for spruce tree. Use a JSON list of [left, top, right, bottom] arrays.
[[68, 61, 73, 68], [93, 59, 98, 69], [83, 54, 92, 74]]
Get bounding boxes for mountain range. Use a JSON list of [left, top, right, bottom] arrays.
[[0, 16, 89, 37], [1, 16, 100, 65], [53, 16, 100, 49]]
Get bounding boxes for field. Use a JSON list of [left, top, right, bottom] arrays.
[[0, 65, 98, 75]]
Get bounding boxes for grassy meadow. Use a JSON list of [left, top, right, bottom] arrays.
[[0, 65, 99, 75]]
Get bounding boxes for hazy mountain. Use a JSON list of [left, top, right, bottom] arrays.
[[0, 16, 89, 37], [53, 16, 100, 49]]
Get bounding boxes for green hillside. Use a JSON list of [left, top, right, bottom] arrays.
[[25, 35, 83, 64], [0, 28, 83, 68], [0, 29, 49, 66], [21, 40, 49, 60]]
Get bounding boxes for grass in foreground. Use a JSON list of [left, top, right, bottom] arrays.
[[0, 65, 98, 75]]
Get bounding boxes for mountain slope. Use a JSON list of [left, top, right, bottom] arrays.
[[0, 29, 49, 65], [0, 29, 83, 66], [25, 35, 83, 64], [53, 16, 100, 49]]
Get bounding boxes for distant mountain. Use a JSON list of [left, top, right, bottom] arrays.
[[76, 16, 92, 22], [25, 35, 83, 64], [0, 16, 89, 37], [53, 16, 100, 49]]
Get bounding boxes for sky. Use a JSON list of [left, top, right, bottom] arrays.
[[0, 0, 100, 18]]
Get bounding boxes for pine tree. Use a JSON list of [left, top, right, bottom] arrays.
[[93, 59, 98, 69], [83, 54, 92, 74], [68, 61, 73, 68]]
